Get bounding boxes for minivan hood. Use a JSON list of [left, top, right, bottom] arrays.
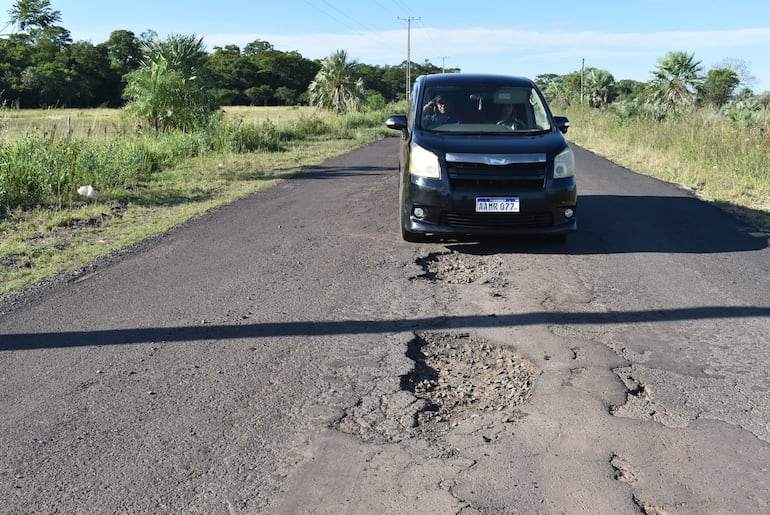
[[413, 130, 568, 157]]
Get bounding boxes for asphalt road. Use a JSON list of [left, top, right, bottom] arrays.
[[1, 136, 769, 514]]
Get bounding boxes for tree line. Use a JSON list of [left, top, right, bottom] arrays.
[[537, 53, 766, 112], [2, 0, 767, 127], [0, 0, 450, 110]]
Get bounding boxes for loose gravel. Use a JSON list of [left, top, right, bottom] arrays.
[[403, 331, 539, 426], [336, 331, 539, 444], [412, 250, 504, 284]]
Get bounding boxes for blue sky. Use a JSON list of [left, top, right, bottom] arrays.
[[24, 0, 770, 92]]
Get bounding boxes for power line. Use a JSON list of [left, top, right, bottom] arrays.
[[317, 0, 402, 55], [302, 0, 359, 33], [302, 1, 404, 60], [319, 0, 375, 33], [391, 0, 414, 14], [371, 0, 399, 18]]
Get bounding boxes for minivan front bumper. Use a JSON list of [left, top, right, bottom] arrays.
[[404, 174, 577, 236]]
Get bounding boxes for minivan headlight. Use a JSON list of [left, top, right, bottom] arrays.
[[409, 144, 441, 179], [554, 146, 575, 179]]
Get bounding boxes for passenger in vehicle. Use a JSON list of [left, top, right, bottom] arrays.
[[422, 94, 460, 127], [496, 103, 526, 129]]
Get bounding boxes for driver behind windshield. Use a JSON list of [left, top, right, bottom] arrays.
[[496, 103, 526, 129]]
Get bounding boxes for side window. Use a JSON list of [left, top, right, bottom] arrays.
[[530, 90, 550, 129], [408, 89, 416, 128]]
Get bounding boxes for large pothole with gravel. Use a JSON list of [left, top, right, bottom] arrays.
[[402, 332, 539, 425], [336, 332, 538, 443]]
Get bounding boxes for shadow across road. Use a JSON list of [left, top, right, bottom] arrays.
[[3, 305, 769, 352], [289, 164, 394, 180], [442, 194, 768, 255]]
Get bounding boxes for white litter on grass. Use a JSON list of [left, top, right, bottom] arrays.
[[77, 185, 96, 197]]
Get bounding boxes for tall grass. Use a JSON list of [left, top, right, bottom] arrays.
[[562, 103, 770, 225], [0, 106, 393, 214], [0, 132, 204, 210], [0, 105, 397, 294]]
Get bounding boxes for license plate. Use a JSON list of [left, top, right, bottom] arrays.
[[475, 197, 520, 213]]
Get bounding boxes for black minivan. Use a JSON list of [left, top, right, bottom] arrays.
[[386, 73, 577, 242]]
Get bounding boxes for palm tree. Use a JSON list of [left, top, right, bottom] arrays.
[[650, 51, 703, 112], [307, 50, 366, 113], [584, 68, 615, 108], [6, 0, 60, 32], [140, 33, 208, 76], [123, 33, 215, 131]]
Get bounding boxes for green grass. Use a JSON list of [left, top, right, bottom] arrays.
[[0, 106, 395, 295], [562, 103, 770, 231]]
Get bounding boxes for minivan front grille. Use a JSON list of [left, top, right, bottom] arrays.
[[440, 211, 554, 229], [446, 153, 547, 191]]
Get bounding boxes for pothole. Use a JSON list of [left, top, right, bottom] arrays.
[[401, 332, 539, 427], [411, 251, 502, 284], [335, 332, 539, 444]]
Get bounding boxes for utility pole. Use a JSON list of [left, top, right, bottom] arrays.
[[580, 58, 585, 105], [398, 16, 420, 102], [441, 56, 449, 73]]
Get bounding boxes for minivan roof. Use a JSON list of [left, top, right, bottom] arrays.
[[418, 73, 535, 87]]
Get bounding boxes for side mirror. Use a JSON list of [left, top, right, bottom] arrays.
[[386, 114, 407, 131], [554, 116, 570, 134]]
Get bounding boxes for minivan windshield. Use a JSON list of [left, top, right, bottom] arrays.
[[419, 84, 551, 134]]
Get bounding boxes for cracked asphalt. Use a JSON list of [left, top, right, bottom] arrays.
[[1, 137, 770, 514]]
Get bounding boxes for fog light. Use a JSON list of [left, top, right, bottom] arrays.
[[413, 207, 426, 219], [564, 208, 574, 219]]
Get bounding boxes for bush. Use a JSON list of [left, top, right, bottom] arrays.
[[285, 115, 331, 138], [203, 115, 284, 153], [365, 93, 387, 111]]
